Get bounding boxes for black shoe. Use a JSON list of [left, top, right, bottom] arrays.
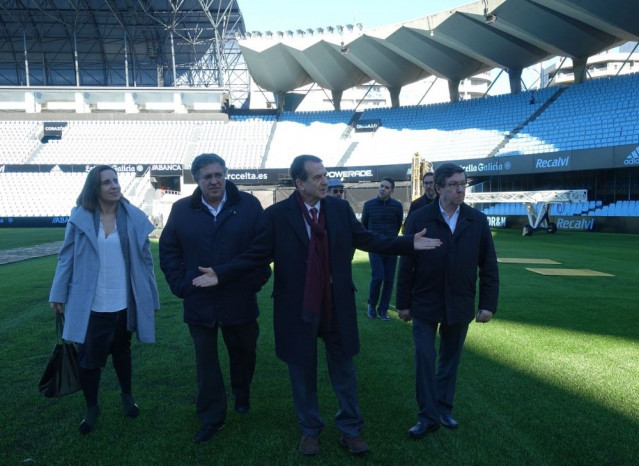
[[78, 405, 101, 435], [339, 435, 370, 455], [408, 421, 440, 439], [121, 393, 140, 418], [194, 423, 224, 443], [299, 435, 320, 455], [439, 414, 458, 429], [234, 401, 250, 414]]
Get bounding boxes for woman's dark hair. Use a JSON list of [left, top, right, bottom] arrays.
[[76, 165, 119, 211], [290, 155, 322, 183]]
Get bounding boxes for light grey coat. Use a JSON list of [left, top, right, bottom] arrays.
[[49, 204, 160, 344]]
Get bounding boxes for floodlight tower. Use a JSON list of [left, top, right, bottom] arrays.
[[174, 0, 250, 108]]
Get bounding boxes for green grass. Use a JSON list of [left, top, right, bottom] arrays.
[[0, 227, 65, 250], [1, 229, 638, 465]]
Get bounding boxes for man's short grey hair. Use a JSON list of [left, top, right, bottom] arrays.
[[191, 153, 227, 179], [290, 154, 322, 182]]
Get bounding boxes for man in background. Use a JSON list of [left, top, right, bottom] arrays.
[[396, 162, 499, 439], [361, 177, 404, 321], [407, 171, 437, 217], [159, 153, 271, 443], [327, 178, 345, 199]]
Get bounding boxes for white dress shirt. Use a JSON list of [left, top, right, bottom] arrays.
[[439, 202, 461, 234]]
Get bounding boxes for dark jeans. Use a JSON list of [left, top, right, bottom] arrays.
[[189, 320, 259, 424], [77, 309, 132, 408], [367, 253, 397, 313]]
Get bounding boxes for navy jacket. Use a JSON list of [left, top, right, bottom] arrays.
[[362, 196, 404, 237], [215, 193, 415, 366], [159, 181, 271, 327], [407, 194, 434, 217], [396, 201, 499, 325]]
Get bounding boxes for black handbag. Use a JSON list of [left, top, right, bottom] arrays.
[[38, 313, 82, 397]]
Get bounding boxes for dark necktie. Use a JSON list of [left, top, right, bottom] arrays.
[[310, 207, 318, 224]]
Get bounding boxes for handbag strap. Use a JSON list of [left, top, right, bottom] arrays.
[[55, 312, 64, 343]]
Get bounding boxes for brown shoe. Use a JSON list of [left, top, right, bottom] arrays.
[[339, 435, 370, 455], [299, 435, 320, 456]]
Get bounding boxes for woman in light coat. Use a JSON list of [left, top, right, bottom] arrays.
[[50, 165, 159, 434]]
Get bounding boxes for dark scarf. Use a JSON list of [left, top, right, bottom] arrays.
[[294, 191, 332, 326], [93, 201, 136, 332]]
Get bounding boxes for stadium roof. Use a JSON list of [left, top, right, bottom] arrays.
[[237, 0, 639, 108], [0, 0, 246, 89]]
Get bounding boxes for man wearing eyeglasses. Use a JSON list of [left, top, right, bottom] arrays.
[[159, 153, 271, 443], [327, 178, 345, 199], [396, 162, 499, 439], [407, 172, 437, 216]]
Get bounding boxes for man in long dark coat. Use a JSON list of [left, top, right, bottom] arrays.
[[193, 155, 442, 456]]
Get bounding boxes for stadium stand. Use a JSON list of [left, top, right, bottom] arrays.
[[480, 199, 639, 218], [2, 72, 639, 221], [0, 121, 42, 163], [265, 110, 354, 168], [3, 74, 638, 173], [346, 87, 559, 165], [193, 118, 275, 169], [497, 73, 639, 156], [0, 118, 275, 169], [33, 120, 197, 165], [340, 74, 639, 165]]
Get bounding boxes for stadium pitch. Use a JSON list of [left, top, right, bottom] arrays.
[[1, 228, 638, 464]]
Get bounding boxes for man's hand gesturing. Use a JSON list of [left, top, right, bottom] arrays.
[[413, 229, 442, 250], [192, 266, 219, 287]]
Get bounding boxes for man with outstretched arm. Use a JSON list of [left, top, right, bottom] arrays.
[[192, 155, 441, 457]]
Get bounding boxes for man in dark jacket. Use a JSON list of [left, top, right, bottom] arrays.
[[407, 171, 436, 216], [361, 177, 404, 320], [159, 153, 271, 443], [396, 162, 499, 439], [192, 155, 442, 456]]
